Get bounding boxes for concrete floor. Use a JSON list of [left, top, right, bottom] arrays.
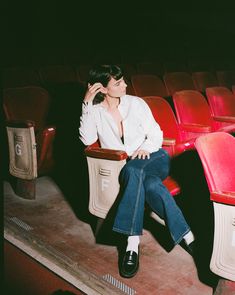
[[4, 176, 218, 295]]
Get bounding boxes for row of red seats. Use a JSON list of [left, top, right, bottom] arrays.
[[1, 64, 235, 93], [143, 87, 235, 157], [130, 71, 235, 97], [3, 84, 235, 182]]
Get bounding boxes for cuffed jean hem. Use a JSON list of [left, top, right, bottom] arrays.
[[112, 227, 143, 236], [173, 228, 191, 246], [113, 226, 191, 244]]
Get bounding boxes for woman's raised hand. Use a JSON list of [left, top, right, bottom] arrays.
[[83, 83, 106, 103]]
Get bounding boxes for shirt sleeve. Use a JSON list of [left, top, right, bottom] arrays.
[[79, 101, 98, 146], [138, 99, 163, 153]]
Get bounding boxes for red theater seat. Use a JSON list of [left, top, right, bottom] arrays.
[[142, 96, 195, 157], [195, 132, 235, 281], [125, 82, 136, 95], [3, 86, 56, 199], [173, 90, 235, 140], [205, 86, 235, 127], [131, 74, 169, 97], [163, 72, 196, 96], [216, 70, 235, 89], [192, 71, 219, 93]]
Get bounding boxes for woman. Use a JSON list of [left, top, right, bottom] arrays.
[[79, 65, 195, 278]]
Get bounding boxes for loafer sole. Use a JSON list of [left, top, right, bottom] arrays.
[[120, 262, 139, 278]]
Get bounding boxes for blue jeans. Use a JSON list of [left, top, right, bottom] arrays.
[[112, 149, 190, 245]]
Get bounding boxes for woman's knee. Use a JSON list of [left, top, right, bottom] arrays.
[[144, 176, 172, 203], [144, 176, 161, 194]]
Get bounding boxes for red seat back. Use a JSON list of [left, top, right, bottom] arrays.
[[4, 86, 55, 176], [192, 71, 219, 93], [163, 72, 196, 96], [173, 90, 214, 127], [195, 132, 235, 193], [3, 86, 50, 132], [142, 96, 181, 142], [206, 86, 235, 117], [131, 74, 168, 97]]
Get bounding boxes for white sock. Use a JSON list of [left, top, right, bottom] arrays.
[[126, 235, 140, 254], [183, 231, 195, 245]]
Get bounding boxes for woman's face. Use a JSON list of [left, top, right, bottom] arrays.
[[105, 77, 127, 98]]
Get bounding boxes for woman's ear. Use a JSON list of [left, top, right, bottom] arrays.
[[100, 87, 108, 94]]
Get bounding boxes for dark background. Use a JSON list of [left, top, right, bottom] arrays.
[[2, 1, 235, 68]]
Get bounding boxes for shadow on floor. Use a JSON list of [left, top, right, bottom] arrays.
[[170, 149, 219, 289], [49, 82, 97, 232]]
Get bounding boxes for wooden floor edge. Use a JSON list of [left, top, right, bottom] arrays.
[[4, 224, 123, 295]]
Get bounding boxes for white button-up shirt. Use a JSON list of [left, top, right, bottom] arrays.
[[79, 95, 163, 156]]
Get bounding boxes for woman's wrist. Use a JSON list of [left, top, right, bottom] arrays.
[[83, 100, 89, 105]]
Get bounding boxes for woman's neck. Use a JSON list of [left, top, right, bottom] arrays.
[[103, 96, 120, 110]]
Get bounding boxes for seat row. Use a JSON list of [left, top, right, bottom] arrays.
[[129, 71, 235, 97], [3, 84, 235, 183], [1, 64, 235, 93], [144, 87, 235, 157]]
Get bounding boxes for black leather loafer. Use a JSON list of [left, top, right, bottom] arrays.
[[120, 250, 139, 278]]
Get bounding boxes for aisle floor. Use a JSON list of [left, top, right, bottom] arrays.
[[4, 176, 215, 295]]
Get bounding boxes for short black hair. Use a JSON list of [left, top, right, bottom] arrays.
[[87, 65, 123, 104]]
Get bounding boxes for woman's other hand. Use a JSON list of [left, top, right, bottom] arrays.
[[131, 150, 150, 160]]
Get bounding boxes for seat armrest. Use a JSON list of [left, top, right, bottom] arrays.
[[213, 115, 235, 123], [6, 119, 35, 128], [163, 137, 176, 146], [218, 124, 235, 133], [85, 147, 128, 161], [211, 191, 235, 205], [181, 138, 195, 148], [180, 123, 212, 133], [36, 125, 56, 173], [173, 138, 195, 155], [162, 138, 177, 157]]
